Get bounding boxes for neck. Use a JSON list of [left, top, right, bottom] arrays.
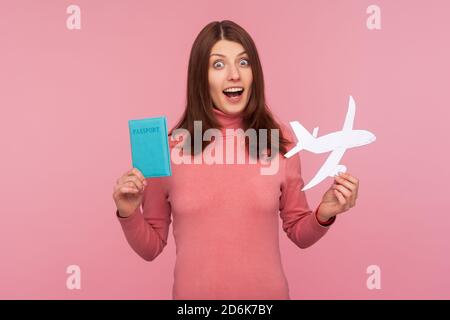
[[211, 106, 244, 135]]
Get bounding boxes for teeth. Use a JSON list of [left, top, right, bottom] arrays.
[[223, 87, 244, 93]]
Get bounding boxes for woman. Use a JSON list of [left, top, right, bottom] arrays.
[[112, 20, 359, 300]]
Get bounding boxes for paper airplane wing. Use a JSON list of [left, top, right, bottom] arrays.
[[302, 147, 346, 191], [342, 96, 356, 131]]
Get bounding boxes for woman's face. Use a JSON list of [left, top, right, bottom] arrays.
[[208, 40, 253, 115]]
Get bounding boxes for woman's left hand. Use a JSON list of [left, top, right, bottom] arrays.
[[317, 172, 359, 222]]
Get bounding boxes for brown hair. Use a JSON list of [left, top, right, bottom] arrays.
[[168, 20, 292, 159]]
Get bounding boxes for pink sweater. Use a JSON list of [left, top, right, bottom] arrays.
[[117, 107, 335, 300]]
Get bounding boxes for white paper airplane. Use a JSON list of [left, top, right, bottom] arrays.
[[284, 96, 376, 191]]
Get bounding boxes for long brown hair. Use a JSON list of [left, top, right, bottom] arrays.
[[168, 20, 292, 159]]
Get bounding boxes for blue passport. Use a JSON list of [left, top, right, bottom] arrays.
[[128, 116, 172, 178]]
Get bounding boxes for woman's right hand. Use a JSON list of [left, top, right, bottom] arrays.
[[113, 168, 147, 218]]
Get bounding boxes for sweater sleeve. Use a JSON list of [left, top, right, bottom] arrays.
[[279, 127, 335, 249], [116, 177, 172, 261]]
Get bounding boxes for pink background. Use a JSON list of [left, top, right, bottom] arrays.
[[1, 0, 449, 299]]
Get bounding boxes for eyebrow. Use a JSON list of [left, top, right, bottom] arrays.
[[210, 50, 247, 58]]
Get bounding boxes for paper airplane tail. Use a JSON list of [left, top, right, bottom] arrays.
[[284, 121, 316, 158], [289, 121, 315, 145]]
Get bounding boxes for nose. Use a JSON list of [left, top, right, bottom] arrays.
[[228, 64, 240, 80]]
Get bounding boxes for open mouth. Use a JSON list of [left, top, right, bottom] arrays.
[[223, 88, 244, 98]]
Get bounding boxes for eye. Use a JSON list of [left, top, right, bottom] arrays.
[[213, 60, 225, 68], [240, 58, 250, 66]]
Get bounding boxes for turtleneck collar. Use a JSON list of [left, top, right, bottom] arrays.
[[211, 107, 244, 134]]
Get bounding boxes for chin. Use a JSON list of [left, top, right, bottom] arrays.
[[221, 97, 249, 114], [223, 105, 245, 114]]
